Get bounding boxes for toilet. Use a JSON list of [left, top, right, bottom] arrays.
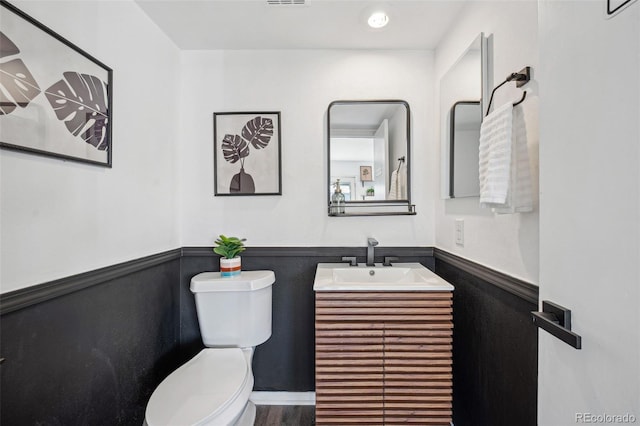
[[145, 270, 275, 426]]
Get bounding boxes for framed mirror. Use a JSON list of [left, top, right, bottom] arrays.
[[440, 33, 490, 198], [327, 100, 415, 216]]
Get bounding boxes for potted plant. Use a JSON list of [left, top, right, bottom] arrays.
[[366, 187, 375, 197], [213, 234, 246, 277]]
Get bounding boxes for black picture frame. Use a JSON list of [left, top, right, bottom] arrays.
[[607, 0, 636, 15], [0, 0, 113, 167], [213, 111, 282, 196]]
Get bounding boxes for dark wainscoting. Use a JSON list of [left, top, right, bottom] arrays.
[[434, 249, 539, 426], [0, 245, 538, 426], [0, 250, 182, 426], [179, 246, 435, 392]]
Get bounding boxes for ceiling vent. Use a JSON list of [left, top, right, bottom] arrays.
[[267, 0, 305, 5]]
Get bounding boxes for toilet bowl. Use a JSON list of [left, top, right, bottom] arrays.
[[145, 270, 275, 426], [145, 348, 255, 426]]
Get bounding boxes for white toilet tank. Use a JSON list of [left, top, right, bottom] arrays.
[[190, 270, 275, 347]]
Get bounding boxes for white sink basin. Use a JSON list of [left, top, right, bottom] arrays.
[[313, 262, 454, 291]]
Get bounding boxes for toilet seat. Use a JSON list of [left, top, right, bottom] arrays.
[[145, 348, 252, 426]]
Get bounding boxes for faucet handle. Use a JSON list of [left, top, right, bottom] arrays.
[[383, 256, 399, 267], [341, 256, 358, 267]]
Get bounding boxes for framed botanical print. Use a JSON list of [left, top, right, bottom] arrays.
[[360, 165, 373, 182], [0, 1, 113, 167], [213, 112, 282, 196]]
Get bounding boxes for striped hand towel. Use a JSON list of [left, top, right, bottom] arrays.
[[479, 103, 533, 213], [479, 102, 514, 206]]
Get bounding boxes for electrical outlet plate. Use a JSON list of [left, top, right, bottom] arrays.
[[455, 219, 464, 246]]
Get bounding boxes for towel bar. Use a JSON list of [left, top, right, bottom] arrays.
[[532, 300, 582, 349], [485, 66, 531, 116]]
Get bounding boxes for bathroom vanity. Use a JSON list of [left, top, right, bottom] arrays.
[[313, 263, 454, 425]]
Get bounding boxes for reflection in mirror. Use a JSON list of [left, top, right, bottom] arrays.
[[450, 101, 481, 197], [328, 100, 415, 216], [440, 33, 490, 198]]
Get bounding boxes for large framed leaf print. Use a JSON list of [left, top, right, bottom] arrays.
[[214, 112, 282, 196], [0, 1, 113, 167]]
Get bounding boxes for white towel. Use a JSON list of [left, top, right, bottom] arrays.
[[479, 103, 533, 213], [479, 102, 513, 205], [388, 164, 407, 200], [495, 105, 533, 213], [398, 164, 407, 199], [389, 170, 398, 200]]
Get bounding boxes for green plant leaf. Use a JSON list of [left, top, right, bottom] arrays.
[[213, 234, 246, 259]]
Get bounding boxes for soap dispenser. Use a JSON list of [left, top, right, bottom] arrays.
[[331, 179, 345, 215]]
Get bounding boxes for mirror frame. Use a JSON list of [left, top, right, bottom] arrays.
[[327, 100, 416, 217]]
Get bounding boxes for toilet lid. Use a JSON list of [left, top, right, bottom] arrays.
[[146, 348, 249, 426]]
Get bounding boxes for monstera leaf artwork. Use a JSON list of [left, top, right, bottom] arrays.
[[0, 1, 113, 166], [220, 116, 275, 194], [45, 72, 109, 150], [0, 32, 41, 115], [242, 116, 274, 149], [222, 134, 250, 163]]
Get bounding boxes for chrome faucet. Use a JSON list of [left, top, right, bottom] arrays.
[[366, 237, 379, 266]]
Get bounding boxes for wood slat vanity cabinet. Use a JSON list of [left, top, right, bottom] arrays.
[[315, 291, 453, 425]]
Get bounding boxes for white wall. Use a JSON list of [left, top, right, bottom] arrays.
[[178, 50, 435, 247], [0, 1, 539, 291], [0, 0, 181, 292], [538, 1, 640, 423], [434, 1, 540, 284]]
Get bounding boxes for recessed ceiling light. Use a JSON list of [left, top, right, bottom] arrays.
[[367, 11, 389, 29]]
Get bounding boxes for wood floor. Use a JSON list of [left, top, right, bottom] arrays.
[[255, 405, 315, 425]]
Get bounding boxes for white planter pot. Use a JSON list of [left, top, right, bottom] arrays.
[[220, 256, 241, 277]]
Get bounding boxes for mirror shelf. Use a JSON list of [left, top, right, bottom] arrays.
[[327, 202, 417, 217]]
